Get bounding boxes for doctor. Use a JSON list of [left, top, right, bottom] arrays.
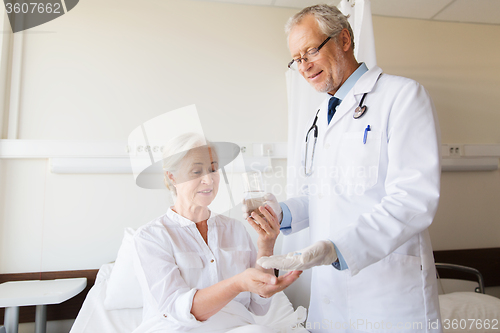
[[256, 4, 442, 333]]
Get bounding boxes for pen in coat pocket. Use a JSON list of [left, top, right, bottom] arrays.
[[363, 125, 371, 144]]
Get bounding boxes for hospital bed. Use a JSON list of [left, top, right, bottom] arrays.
[[68, 228, 307, 333], [436, 263, 500, 333], [67, 237, 500, 333], [69, 263, 500, 333], [69, 263, 310, 333]]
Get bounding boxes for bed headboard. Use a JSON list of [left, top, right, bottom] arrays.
[[433, 247, 500, 287]]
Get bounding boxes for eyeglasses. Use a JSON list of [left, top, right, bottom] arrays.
[[288, 36, 332, 70]]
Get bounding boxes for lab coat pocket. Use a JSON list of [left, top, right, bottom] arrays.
[[334, 130, 381, 193], [348, 252, 425, 333], [174, 252, 204, 286]]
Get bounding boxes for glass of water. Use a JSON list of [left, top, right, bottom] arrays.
[[242, 171, 266, 221]]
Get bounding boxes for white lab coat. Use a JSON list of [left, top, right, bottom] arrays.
[[283, 66, 442, 333]]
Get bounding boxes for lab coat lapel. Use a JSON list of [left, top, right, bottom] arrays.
[[326, 92, 357, 128], [325, 66, 383, 131], [352, 65, 383, 96]]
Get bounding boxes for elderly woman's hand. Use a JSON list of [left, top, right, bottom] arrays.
[[236, 268, 302, 298], [247, 204, 280, 257]]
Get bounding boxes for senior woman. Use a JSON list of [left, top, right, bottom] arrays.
[[131, 133, 301, 333]]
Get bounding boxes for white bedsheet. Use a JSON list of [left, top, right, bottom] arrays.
[[70, 264, 142, 333], [70, 264, 308, 333]]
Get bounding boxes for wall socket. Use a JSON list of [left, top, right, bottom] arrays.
[[448, 145, 462, 157], [261, 143, 274, 156]]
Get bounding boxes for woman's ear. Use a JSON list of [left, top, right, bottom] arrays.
[[166, 171, 176, 186]]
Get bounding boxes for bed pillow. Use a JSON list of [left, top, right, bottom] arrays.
[[439, 292, 500, 333], [103, 228, 143, 310]]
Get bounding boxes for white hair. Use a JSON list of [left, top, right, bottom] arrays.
[[162, 132, 209, 195], [285, 4, 355, 51]]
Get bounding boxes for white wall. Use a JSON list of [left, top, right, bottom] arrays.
[[0, 0, 297, 274], [1, 9, 12, 137], [16, 0, 294, 142], [372, 16, 500, 250]]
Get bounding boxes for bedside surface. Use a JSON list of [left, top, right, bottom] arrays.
[[0, 278, 87, 307]]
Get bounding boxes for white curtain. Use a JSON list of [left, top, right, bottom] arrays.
[[339, 0, 377, 68], [281, 68, 326, 309], [281, 0, 377, 309]]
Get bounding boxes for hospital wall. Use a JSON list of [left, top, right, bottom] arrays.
[[0, 0, 499, 278], [373, 16, 500, 250]]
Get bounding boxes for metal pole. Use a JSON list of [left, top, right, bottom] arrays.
[[4, 306, 19, 333], [34, 305, 47, 333]]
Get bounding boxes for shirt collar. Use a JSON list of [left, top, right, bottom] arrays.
[[333, 62, 368, 101], [167, 207, 215, 227]]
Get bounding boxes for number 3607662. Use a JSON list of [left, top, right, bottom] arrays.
[[5, 2, 62, 14], [443, 319, 498, 330]]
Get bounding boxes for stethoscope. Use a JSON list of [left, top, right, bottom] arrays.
[[304, 74, 381, 177]]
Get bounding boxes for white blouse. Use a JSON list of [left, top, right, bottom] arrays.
[[131, 208, 271, 332]]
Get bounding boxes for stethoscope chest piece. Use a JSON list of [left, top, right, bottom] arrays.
[[353, 73, 382, 119], [353, 105, 367, 119]]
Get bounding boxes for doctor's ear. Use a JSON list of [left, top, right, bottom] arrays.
[[338, 28, 352, 52]]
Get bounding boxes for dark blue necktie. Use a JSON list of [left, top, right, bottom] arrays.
[[328, 97, 341, 124]]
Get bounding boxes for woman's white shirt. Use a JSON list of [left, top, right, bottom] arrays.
[[131, 208, 271, 331]]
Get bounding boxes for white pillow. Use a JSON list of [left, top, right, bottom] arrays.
[[103, 228, 143, 310], [439, 292, 500, 333]]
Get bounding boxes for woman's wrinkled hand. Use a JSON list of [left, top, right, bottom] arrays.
[[236, 268, 302, 298], [247, 204, 280, 256]]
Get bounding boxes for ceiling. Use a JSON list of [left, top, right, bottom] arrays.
[[195, 0, 500, 25]]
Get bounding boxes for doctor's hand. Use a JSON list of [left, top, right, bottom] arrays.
[[257, 240, 338, 271], [236, 268, 302, 298]]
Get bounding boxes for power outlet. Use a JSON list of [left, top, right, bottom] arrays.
[[261, 144, 274, 156], [448, 145, 462, 157]]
